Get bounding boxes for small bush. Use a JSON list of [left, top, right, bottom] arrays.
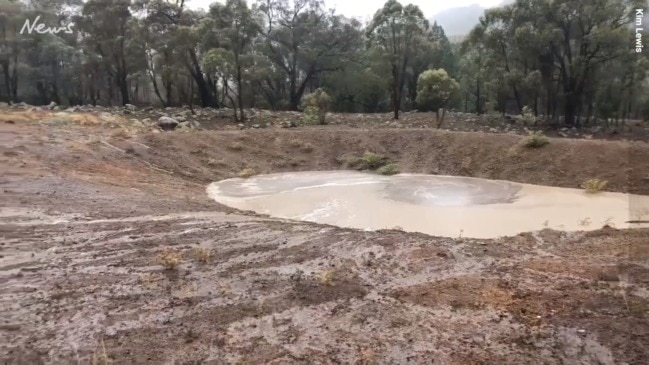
[[302, 106, 320, 125], [377, 163, 399, 176], [361, 151, 388, 170], [318, 270, 336, 286], [238, 168, 256, 178], [110, 127, 132, 139], [159, 249, 182, 270], [288, 139, 304, 148], [192, 246, 212, 263], [523, 131, 549, 148], [581, 178, 608, 194], [228, 142, 244, 151], [521, 105, 537, 125], [302, 89, 331, 125]]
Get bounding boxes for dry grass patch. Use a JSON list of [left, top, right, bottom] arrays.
[[159, 249, 182, 270], [92, 339, 110, 365], [238, 167, 256, 178], [110, 127, 133, 139], [192, 246, 212, 263], [228, 141, 244, 151], [581, 178, 608, 194], [318, 270, 336, 286]]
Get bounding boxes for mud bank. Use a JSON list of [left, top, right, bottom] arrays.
[[134, 129, 649, 195]]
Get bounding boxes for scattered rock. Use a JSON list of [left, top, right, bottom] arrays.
[[157, 116, 179, 131], [280, 120, 296, 128], [47, 101, 57, 110], [124, 103, 137, 111]]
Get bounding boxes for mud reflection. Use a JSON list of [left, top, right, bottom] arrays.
[[207, 171, 649, 238]]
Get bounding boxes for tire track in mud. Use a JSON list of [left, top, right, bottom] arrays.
[[3, 208, 647, 363]]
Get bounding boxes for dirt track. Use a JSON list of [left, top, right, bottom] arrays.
[[1, 114, 649, 364]]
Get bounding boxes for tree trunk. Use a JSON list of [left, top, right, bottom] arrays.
[[118, 74, 130, 105], [391, 64, 400, 120], [475, 79, 481, 114], [188, 49, 217, 108], [236, 65, 245, 122], [563, 85, 578, 127]]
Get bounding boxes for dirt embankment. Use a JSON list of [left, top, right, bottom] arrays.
[[118, 129, 649, 194], [2, 118, 649, 364]]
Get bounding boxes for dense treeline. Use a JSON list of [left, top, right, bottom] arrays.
[[0, 0, 647, 126]]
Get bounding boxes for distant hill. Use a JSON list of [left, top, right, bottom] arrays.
[[429, 4, 485, 37], [430, 0, 515, 38]]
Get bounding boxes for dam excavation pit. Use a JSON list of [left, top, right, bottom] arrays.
[[207, 170, 649, 239]]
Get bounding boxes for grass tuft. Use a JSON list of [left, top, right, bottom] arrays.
[[192, 246, 212, 263], [228, 141, 244, 151], [159, 249, 182, 270], [238, 168, 256, 178], [318, 270, 336, 286], [581, 178, 608, 194]]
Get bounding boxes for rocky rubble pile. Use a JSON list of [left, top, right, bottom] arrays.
[[1, 101, 646, 139]]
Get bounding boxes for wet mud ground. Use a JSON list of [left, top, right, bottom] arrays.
[[1, 117, 649, 364]]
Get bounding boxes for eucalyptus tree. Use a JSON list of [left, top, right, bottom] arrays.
[[201, 0, 261, 121], [366, 0, 429, 119], [465, 0, 645, 127], [257, 0, 363, 110]]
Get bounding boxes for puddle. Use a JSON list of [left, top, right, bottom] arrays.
[[206, 171, 649, 238]]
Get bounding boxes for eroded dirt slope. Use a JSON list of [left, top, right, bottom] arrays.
[[1, 117, 648, 364]]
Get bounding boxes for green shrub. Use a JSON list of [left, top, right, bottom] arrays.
[[581, 178, 608, 194], [523, 131, 549, 148], [301, 89, 331, 125], [238, 168, 256, 178], [302, 106, 320, 125], [377, 163, 399, 175], [521, 105, 537, 125], [361, 151, 388, 170]]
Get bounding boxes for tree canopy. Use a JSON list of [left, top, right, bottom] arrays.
[[0, 0, 646, 127]]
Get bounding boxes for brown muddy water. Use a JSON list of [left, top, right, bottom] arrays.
[[207, 171, 649, 238]]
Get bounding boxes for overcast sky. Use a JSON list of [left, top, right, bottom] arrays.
[[187, 0, 503, 21]]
